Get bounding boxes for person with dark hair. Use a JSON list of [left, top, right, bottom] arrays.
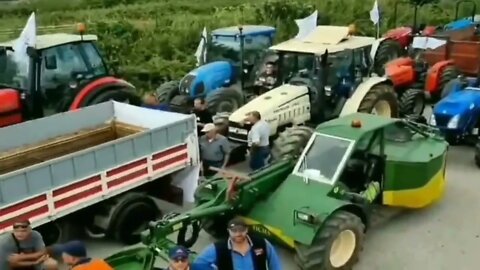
[[255, 61, 277, 92], [0, 219, 57, 270], [245, 111, 270, 171], [192, 97, 213, 134], [192, 217, 282, 270]]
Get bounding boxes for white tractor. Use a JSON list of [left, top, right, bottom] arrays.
[[215, 26, 401, 160]]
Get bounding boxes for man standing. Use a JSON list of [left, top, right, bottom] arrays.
[[0, 219, 57, 270], [162, 245, 191, 270], [52, 240, 113, 270], [199, 123, 231, 177], [192, 217, 282, 270], [192, 98, 213, 134], [246, 111, 270, 171]]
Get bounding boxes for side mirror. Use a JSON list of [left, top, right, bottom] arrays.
[[45, 55, 57, 70]]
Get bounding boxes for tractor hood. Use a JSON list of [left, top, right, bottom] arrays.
[[229, 84, 308, 123], [105, 247, 156, 270], [244, 174, 346, 246], [184, 61, 234, 97], [434, 89, 480, 116]]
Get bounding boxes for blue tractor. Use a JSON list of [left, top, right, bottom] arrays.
[[429, 77, 480, 150], [156, 25, 277, 114]]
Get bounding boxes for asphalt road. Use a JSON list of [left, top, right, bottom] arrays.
[[85, 109, 480, 270]]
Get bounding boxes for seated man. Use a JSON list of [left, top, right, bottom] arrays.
[[255, 61, 277, 92]]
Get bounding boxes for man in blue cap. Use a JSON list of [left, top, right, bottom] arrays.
[[164, 245, 190, 270], [51, 240, 113, 270]]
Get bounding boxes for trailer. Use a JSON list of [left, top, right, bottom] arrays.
[[0, 101, 199, 245]]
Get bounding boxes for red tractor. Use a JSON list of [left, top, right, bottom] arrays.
[[0, 26, 140, 127]]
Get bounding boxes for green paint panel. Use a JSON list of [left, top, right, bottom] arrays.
[[246, 174, 345, 245], [105, 247, 155, 270], [317, 113, 397, 140]]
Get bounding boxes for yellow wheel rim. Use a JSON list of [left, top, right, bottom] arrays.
[[329, 229, 356, 268]]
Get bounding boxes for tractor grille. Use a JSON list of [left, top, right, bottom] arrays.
[[435, 114, 451, 127], [228, 121, 252, 142], [179, 74, 196, 95]]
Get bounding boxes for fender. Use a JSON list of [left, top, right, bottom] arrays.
[[425, 60, 454, 94], [69, 76, 135, 110], [383, 27, 413, 48], [369, 37, 386, 61], [339, 77, 390, 117]]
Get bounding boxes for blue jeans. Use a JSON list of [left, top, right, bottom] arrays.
[[249, 146, 270, 171]]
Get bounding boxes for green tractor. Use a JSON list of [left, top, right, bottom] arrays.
[[104, 113, 447, 270]]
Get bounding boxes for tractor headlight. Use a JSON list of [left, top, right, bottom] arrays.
[[447, 115, 460, 129], [429, 114, 436, 126], [294, 210, 316, 224]]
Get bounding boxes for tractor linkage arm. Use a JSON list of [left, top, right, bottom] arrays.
[[401, 117, 442, 139]]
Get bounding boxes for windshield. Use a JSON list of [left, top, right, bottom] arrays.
[[207, 34, 272, 64], [294, 133, 354, 184]]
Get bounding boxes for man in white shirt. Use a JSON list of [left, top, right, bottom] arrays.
[[245, 111, 270, 171]]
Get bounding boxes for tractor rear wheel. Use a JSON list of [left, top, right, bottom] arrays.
[[357, 84, 399, 117], [88, 88, 142, 106], [156, 80, 179, 103], [206, 87, 243, 114], [398, 88, 425, 116], [373, 39, 404, 76], [271, 126, 314, 161], [439, 66, 458, 100], [475, 143, 480, 168], [295, 211, 365, 270]]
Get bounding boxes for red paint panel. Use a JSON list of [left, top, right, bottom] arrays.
[[54, 186, 103, 209], [152, 153, 188, 171], [52, 175, 101, 197], [0, 206, 49, 230], [106, 158, 147, 177], [152, 145, 187, 161], [107, 168, 148, 188], [0, 89, 21, 112], [0, 195, 46, 216]]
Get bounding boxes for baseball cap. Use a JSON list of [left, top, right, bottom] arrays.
[[227, 217, 247, 230], [54, 240, 87, 258], [168, 246, 189, 260], [201, 123, 216, 132]]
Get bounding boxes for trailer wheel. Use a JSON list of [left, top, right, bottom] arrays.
[[398, 88, 425, 116], [206, 87, 243, 114], [111, 200, 159, 245], [439, 66, 458, 99], [475, 143, 480, 168], [156, 80, 179, 103], [87, 88, 142, 106], [294, 211, 365, 270], [37, 218, 83, 246], [373, 39, 404, 76], [271, 126, 314, 161], [357, 84, 399, 117]]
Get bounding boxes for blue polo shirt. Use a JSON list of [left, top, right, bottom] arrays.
[[191, 237, 282, 270]]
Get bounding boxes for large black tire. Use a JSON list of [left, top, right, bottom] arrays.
[[206, 87, 243, 114], [37, 217, 84, 246], [373, 39, 405, 76], [398, 88, 425, 117], [357, 84, 399, 117], [439, 66, 459, 100], [109, 198, 160, 245], [271, 126, 314, 161], [156, 80, 179, 103], [475, 143, 480, 168], [88, 88, 142, 106], [295, 211, 365, 270]]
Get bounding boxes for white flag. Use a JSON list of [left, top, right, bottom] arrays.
[[13, 12, 36, 74], [370, 0, 380, 25], [294, 10, 318, 40], [194, 27, 208, 66]]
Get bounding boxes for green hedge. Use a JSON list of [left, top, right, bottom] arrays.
[[0, 0, 478, 91]]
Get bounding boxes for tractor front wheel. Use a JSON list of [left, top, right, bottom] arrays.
[[373, 39, 404, 76], [271, 126, 314, 161], [438, 66, 459, 100], [398, 88, 425, 117], [206, 87, 243, 114], [295, 211, 365, 270], [156, 80, 179, 103], [357, 84, 399, 117]]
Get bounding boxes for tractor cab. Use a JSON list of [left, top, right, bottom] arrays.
[[0, 25, 139, 127]]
